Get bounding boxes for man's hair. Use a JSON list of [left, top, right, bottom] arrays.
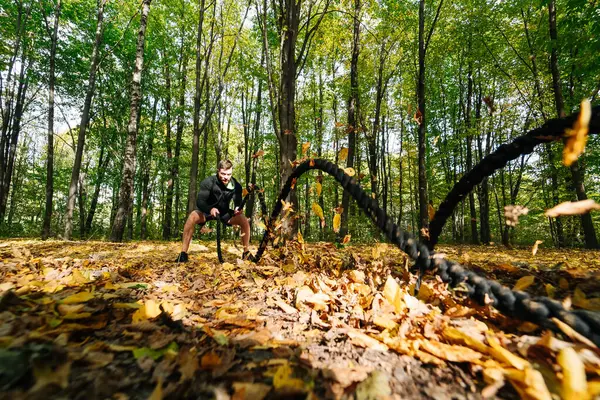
[[217, 159, 233, 170]]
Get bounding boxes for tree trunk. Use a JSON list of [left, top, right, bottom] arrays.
[[64, 0, 106, 240], [173, 18, 188, 238], [42, 0, 61, 239], [340, 0, 360, 239], [110, 0, 152, 241], [465, 62, 479, 244], [187, 0, 207, 214], [163, 51, 173, 240], [547, 0, 598, 248], [0, 59, 28, 221], [141, 97, 158, 240], [417, 0, 429, 233], [85, 143, 107, 235]]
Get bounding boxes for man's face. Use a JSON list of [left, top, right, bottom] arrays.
[[217, 168, 233, 185]]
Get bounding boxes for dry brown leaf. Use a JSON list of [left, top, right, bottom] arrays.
[[504, 205, 529, 227], [545, 199, 600, 218], [301, 142, 311, 155], [531, 240, 543, 256], [347, 329, 388, 352], [563, 99, 591, 166], [232, 382, 271, 400], [342, 234, 351, 244]]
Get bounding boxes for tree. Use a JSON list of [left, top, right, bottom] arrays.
[[110, 0, 152, 241], [64, 0, 107, 240]]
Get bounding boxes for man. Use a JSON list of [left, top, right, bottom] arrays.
[[175, 160, 251, 262]]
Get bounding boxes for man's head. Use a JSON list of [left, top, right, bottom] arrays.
[[217, 160, 233, 185]]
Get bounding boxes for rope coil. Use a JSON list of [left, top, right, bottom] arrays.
[[245, 105, 600, 347]]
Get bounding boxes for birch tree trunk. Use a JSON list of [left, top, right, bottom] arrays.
[[110, 0, 152, 241]]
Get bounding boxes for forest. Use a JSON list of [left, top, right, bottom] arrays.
[[1, 0, 599, 247], [2, 0, 600, 398]]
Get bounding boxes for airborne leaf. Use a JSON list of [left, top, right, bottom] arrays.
[[545, 199, 600, 217], [302, 141, 311, 155], [344, 167, 356, 177], [563, 99, 591, 166], [333, 214, 341, 233], [338, 147, 348, 162]]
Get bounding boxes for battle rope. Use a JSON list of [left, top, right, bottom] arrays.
[[216, 185, 268, 263], [427, 105, 600, 249], [245, 125, 600, 346]]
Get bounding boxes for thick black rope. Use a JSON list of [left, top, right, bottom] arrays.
[[246, 157, 600, 347], [427, 105, 600, 249], [216, 185, 268, 263]]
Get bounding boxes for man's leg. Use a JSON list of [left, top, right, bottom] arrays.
[[177, 211, 206, 261], [228, 214, 250, 252]]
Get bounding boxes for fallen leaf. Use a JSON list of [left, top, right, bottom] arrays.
[[60, 291, 94, 304], [272, 363, 305, 392], [419, 340, 482, 362], [148, 377, 163, 400], [232, 382, 271, 400], [557, 347, 588, 400], [513, 275, 535, 291], [355, 370, 391, 400], [347, 329, 388, 352]]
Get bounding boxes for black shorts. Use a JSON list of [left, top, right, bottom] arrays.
[[195, 209, 235, 226]]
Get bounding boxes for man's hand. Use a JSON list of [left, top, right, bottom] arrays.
[[210, 208, 220, 217], [233, 207, 241, 216]]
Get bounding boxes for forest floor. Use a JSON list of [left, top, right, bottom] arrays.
[[1, 238, 600, 400]]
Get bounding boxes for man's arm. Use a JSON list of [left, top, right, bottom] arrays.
[[196, 177, 213, 214], [233, 180, 243, 213]]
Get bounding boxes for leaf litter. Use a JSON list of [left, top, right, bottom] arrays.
[[0, 239, 599, 399]]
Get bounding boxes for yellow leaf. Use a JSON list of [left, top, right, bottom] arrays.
[[486, 334, 530, 370], [302, 141, 311, 155], [333, 214, 341, 233], [563, 99, 591, 166], [297, 231, 304, 244], [573, 286, 588, 308], [545, 284, 556, 298], [344, 167, 356, 177], [428, 203, 436, 221], [61, 292, 94, 304], [315, 181, 322, 196], [132, 300, 161, 323], [557, 347, 587, 400], [312, 203, 324, 224], [532, 240, 543, 256], [342, 234, 351, 244], [338, 147, 348, 162], [419, 340, 482, 362], [273, 364, 306, 392], [148, 377, 163, 400], [513, 275, 535, 291], [71, 269, 90, 284]]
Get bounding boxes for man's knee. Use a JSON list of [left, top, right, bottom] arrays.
[[187, 210, 206, 225]]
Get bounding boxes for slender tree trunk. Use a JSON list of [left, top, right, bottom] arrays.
[[340, 0, 360, 239], [173, 20, 188, 238], [417, 0, 429, 233], [110, 0, 152, 241], [548, 0, 598, 248], [163, 51, 173, 240], [141, 97, 158, 240], [64, 0, 106, 240], [187, 0, 206, 214], [42, 0, 61, 239], [0, 59, 28, 221], [85, 144, 107, 234], [465, 62, 479, 244]]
